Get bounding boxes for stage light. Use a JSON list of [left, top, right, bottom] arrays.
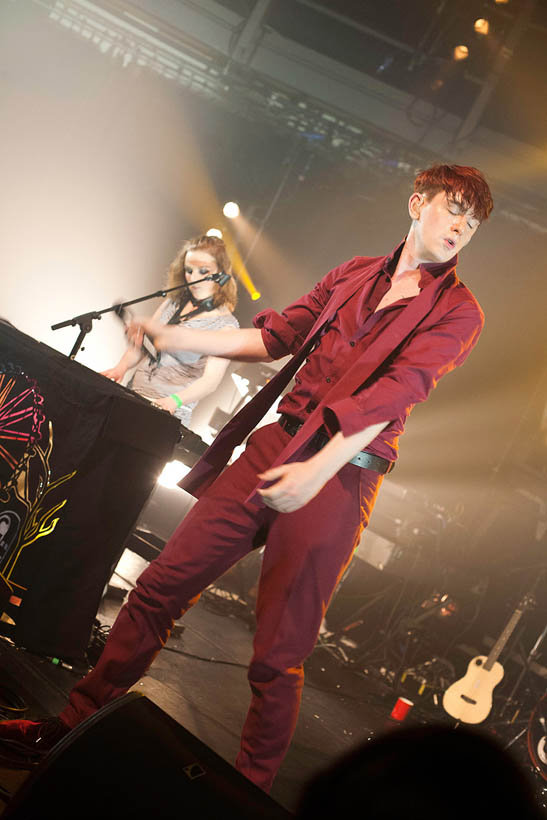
[[453, 45, 469, 61], [251, 290, 261, 301], [223, 201, 240, 219], [157, 460, 191, 489], [474, 18, 490, 36], [206, 228, 223, 238], [494, 0, 509, 4]]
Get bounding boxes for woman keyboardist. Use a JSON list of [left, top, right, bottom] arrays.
[[102, 235, 239, 430]]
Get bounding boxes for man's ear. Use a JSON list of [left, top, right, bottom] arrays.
[[408, 192, 426, 220]]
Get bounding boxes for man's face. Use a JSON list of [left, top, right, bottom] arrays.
[[409, 190, 480, 263]]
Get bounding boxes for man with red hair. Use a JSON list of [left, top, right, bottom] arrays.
[[0, 165, 493, 791]]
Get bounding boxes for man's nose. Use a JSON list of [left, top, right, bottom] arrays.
[[451, 214, 467, 233]]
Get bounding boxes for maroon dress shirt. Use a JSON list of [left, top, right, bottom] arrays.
[[180, 241, 484, 502]]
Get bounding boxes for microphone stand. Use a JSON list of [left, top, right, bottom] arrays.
[[51, 276, 219, 360]]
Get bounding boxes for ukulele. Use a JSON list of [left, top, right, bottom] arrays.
[[442, 595, 533, 724]]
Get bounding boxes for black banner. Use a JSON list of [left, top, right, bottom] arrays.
[[0, 322, 180, 658]]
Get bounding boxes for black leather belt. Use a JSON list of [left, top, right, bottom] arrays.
[[278, 415, 394, 474]]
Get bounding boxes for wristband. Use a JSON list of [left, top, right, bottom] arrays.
[[170, 393, 183, 409]]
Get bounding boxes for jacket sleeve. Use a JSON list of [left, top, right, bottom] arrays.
[[323, 299, 484, 437]]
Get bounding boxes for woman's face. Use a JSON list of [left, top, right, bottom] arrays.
[[183, 249, 218, 301]]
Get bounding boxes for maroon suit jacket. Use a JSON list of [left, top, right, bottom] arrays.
[[179, 251, 483, 506]]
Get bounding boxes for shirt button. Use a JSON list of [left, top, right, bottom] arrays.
[[326, 377, 331, 383], [349, 341, 355, 347], [385, 276, 390, 282]]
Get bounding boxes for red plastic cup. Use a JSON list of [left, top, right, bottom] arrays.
[[390, 696, 414, 721]]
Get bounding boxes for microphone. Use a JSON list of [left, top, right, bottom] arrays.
[[209, 271, 231, 287]]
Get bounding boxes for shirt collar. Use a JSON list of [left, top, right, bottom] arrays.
[[382, 238, 458, 286]]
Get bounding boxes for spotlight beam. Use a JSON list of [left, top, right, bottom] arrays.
[[243, 142, 300, 267]]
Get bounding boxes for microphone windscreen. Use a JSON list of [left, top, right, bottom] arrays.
[[213, 272, 231, 287]]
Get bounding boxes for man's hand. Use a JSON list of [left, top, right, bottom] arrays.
[[256, 420, 390, 514], [127, 316, 198, 352], [125, 319, 145, 349], [257, 461, 328, 513], [126, 319, 269, 361], [126, 316, 167, 348]]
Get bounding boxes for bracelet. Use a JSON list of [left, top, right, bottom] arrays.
[[170, 393, 183, 409]]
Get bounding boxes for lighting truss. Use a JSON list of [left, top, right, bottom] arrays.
[[32, 0, 427, 174], [28, 0, 547, 231]]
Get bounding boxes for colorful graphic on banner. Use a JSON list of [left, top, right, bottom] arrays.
[[0, 365, 76, 597], [0, 364, 46, 495]]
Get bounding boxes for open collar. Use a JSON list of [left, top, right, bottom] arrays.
[[383, 237, 458, 285]]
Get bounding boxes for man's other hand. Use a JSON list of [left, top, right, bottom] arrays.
[[257, 461, 327, 513]]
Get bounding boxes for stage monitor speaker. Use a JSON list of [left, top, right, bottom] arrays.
[[3, 693, 291, 820]]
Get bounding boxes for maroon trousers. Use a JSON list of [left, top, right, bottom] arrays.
[[60, 423, 382, 790]]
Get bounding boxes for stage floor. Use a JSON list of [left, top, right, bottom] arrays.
[[0, 550, 545, 816]]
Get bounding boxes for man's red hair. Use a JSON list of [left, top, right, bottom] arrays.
[[414, 164, 493, 223]]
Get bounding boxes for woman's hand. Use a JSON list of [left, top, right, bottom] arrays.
[[101, 365, 126, 383], [151, 396, 178, 414]]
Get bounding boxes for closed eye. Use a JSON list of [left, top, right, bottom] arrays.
[[185, 267, 211, 275]]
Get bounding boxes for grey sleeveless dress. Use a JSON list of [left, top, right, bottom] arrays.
[[129, 301, 239, 428]]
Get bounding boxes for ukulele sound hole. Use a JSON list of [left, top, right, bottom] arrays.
[[460, 694, 477, 705]]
